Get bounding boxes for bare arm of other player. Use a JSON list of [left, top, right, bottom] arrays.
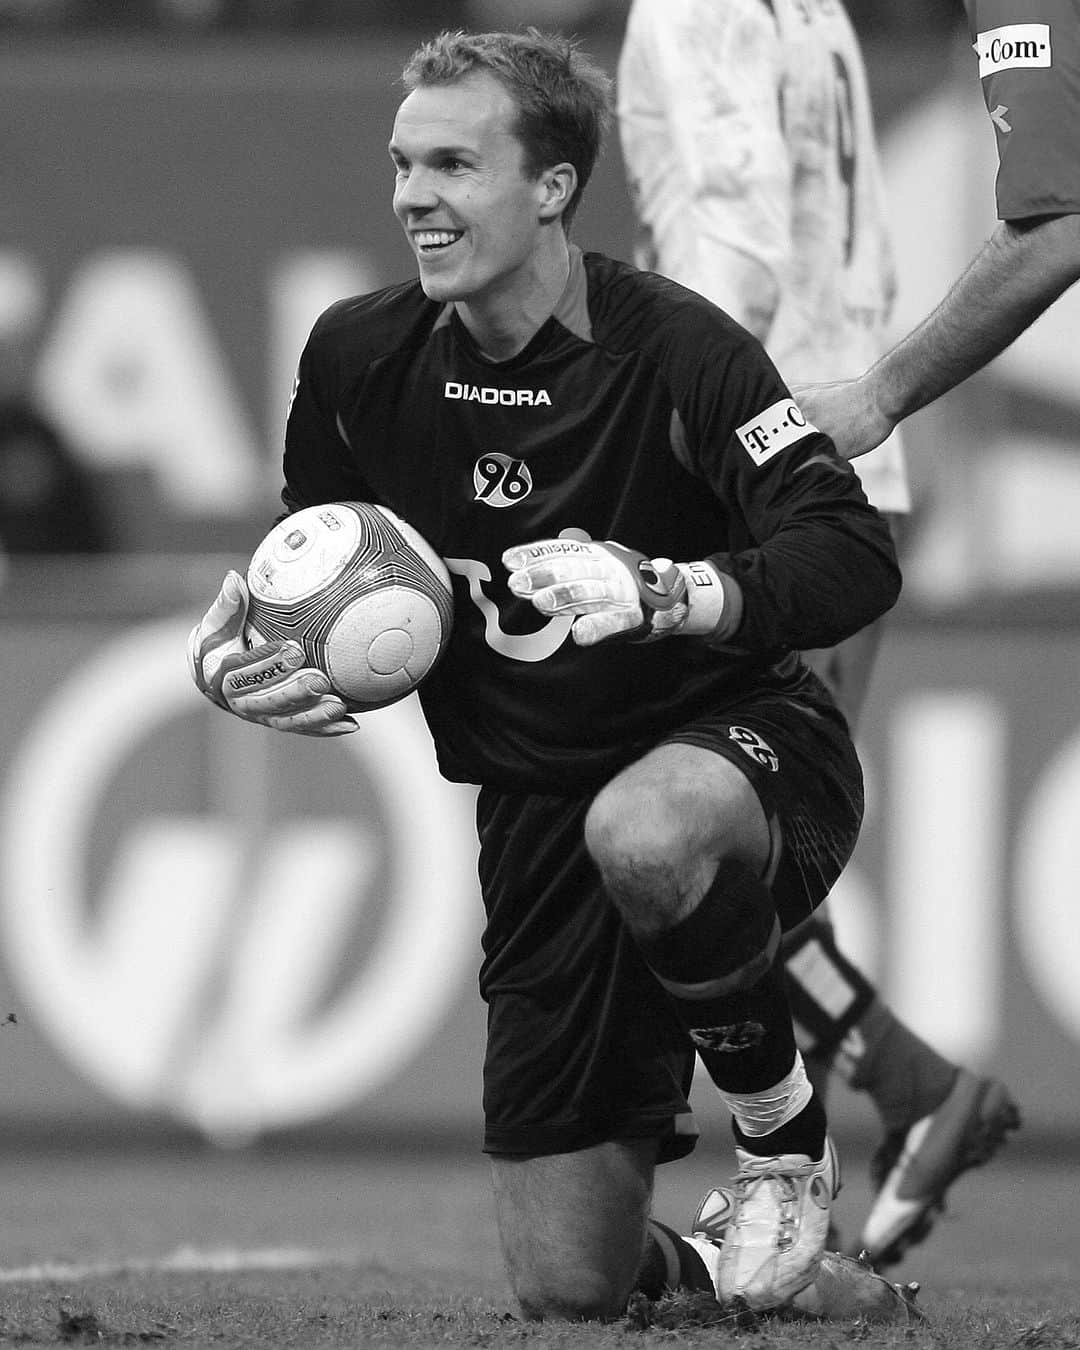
[[187, 570, 357, 736], [797, 212, 1080, 458]]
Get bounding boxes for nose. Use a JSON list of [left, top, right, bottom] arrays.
[[394, 165, 438, 217]]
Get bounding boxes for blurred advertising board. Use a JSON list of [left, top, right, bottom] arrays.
[[0, 557, 486, 1145], [0, 561, 1077, 1146]]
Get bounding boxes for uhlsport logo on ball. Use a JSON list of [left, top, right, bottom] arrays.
[[245, 502, 454, 711]]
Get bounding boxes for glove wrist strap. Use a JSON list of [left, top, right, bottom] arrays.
[[676, 560, 729, 638]]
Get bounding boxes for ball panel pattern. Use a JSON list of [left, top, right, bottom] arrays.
[[248, 508, 366, 604], [324, 590, 445, 703], [244, 502, 454, 711]]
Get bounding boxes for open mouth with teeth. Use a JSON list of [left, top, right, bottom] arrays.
[[414, 230, 464, 253]]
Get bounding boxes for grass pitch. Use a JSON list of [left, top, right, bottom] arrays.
[[0, 1140, 1075, 1348]]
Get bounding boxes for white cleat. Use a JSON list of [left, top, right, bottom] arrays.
[[695, 1136, 840, 1310]]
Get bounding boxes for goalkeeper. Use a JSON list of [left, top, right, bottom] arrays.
[[190, 28, 905, 1323]]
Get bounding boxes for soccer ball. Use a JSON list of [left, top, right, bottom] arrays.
[[245, 501, 454, 712]]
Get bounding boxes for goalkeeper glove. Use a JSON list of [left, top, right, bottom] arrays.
[[186, 570, 357, 736], [503, 538, 728, 647]]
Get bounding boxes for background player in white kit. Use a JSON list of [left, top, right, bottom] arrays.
[[617, 0, 1019, 1267]]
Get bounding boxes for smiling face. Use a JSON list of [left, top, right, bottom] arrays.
[[389, 71, 574, 343]]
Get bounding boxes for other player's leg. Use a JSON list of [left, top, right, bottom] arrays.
[[799, 625, 1019, 1266]]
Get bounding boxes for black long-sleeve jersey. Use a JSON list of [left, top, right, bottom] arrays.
[[282, 247, 900, 793]]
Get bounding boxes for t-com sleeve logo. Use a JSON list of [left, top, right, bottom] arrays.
[[975, 24, 1051, 78], [735, 399, 817, 467]]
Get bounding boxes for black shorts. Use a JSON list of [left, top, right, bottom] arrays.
[[477, 677, 863, 1162]]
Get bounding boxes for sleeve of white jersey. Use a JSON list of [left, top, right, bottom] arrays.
[[621, 0, 792, 323]]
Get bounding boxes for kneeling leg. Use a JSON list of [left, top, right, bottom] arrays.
[[489, 1139, 655, 1321]]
